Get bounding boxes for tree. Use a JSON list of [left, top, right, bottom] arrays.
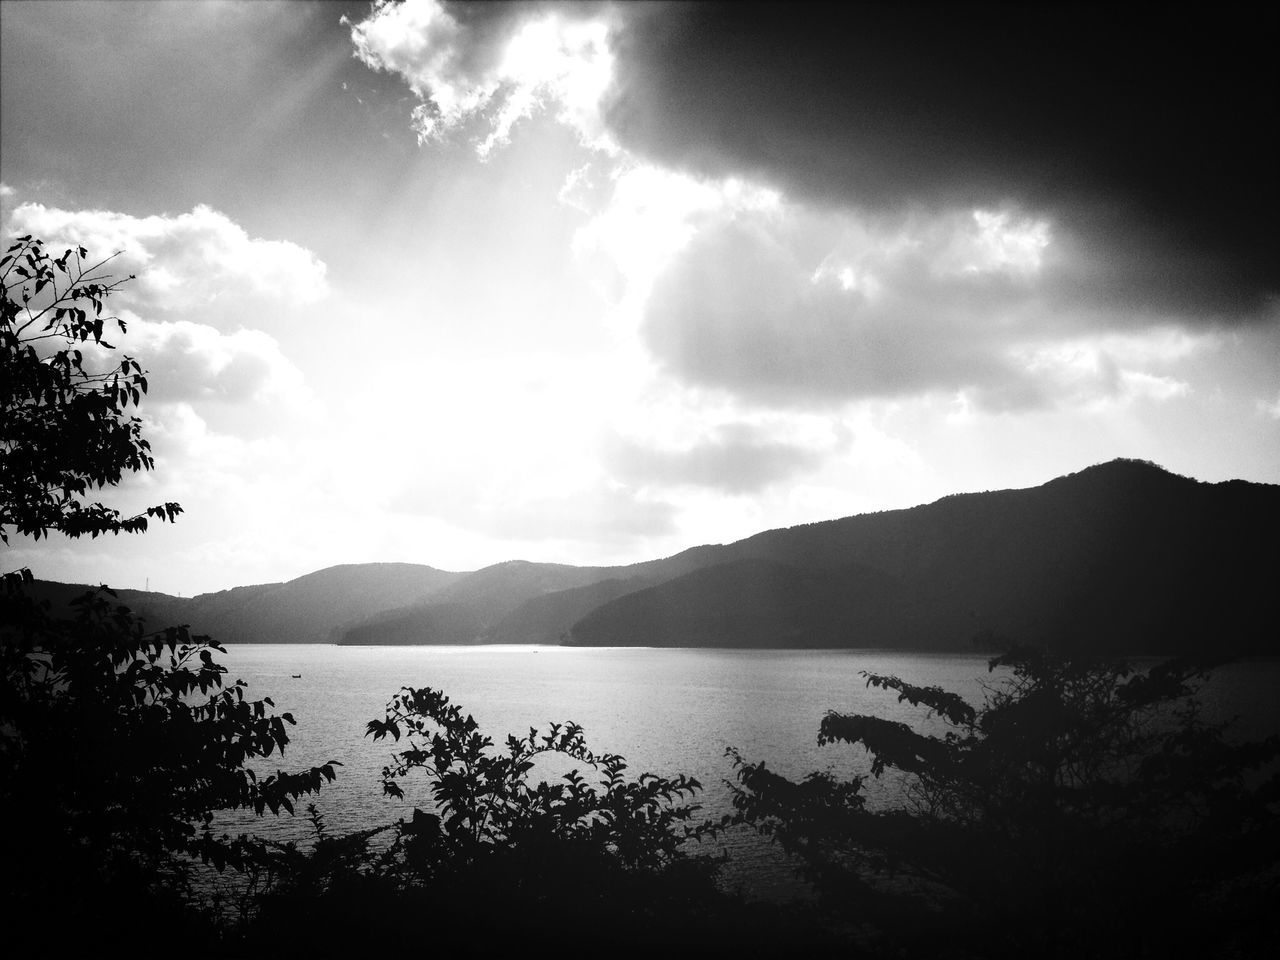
[[362, 687, 720, 925], [227, 680, 858, 954], [0, 236, 338, 947], [727, 648, 1280, 957], [236, 688, 780, 952], [2, 235, 180, 541], [0, 581, 341, 929], [366, 685, 708, 874]]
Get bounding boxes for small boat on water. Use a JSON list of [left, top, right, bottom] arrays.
[[291, 674, 301, 679]]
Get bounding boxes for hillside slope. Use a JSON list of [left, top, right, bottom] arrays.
[[568, 459, 1277, 653], [25, 460, 1279, 654]]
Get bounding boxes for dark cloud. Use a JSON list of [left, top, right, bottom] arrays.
[[604, 2, 1279, 317], [606, 423, 830, 493]]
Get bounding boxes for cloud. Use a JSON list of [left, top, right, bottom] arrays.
[[3, 202, 314, 410], [117, 315, 308, 407], [0, 183, 14, 198], [391, 477, 676, 544], [347, 0, 617, 157], [46, 316, 313, 518], [632, 194, 1227, 411], [605, 422, 830, 494], [601, 4, 1278, 317], [1117, 371, 1191, 404], [1004, 331, 1205, 411], [3, 200, 317, 520], [4, 202, 328, 318], [570, 163, 780, 332], [142, 402, 254, 478], [559, 149, 1229, 417], [351, 1, 1276, 419]]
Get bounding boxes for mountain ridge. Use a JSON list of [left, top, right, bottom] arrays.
[[24, 460, 1280, 655]]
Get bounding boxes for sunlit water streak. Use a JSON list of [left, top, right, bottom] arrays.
[[203, 645, 1280, 901]]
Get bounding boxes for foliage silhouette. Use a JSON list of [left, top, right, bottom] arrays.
[[1, 236, 339, 947], [0, 578, 341, 903], [367, 685, 709, 877], [239, 688, 850, 952], [2, 236, 180, 541], [727, 647, 1280, 957]]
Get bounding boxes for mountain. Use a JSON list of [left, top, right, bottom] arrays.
[[182, 562, 467, 643], [28, 562, 465, 644], [17, 579, 189, 629], [567, 459, 1279, 654], [427, 559, 629, 627], [339, 601, 483, 645], [486, 576, 659, 645], [23, 460, 1280, 654], [568, 558, 968, 648], [332, 560, 641, 644]]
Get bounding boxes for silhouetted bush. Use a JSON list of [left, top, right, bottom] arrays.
[[727, 648, 1280, 957], [234, 687, 858, 953]]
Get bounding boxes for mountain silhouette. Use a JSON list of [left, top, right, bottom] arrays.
[[569, 459, 1277, 653], [27, 562, 462, 644], [27, 460, 1279, 654], [567, 557, 965, 648]]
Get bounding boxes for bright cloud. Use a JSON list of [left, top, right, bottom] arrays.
[[1006, 328, 1209, 409], [933, 209, 1053, 278], [5, 202, 328, 315], [571, 164, 781, 335], [391, 472, 676, 544], [4, 202, 320, 431], [347, 0, 617, 156], [118, 315, 309, 408], [1117, 371, 1191, 404]]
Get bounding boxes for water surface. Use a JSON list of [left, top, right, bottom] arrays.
[[210, 644, 1280, 898]]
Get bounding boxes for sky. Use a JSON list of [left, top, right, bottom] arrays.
[[2, 0, 1277, 596]]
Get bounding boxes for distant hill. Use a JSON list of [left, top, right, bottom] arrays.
[[339, 601, 483, 645], [332, 560, 641, 645], [28, 562, 464, 644], [427, 559, 629, 627], [17, 580, 189, 630], [186, 562, 467, 643], [486, 576, 658, 645], [24, 460, 1280, 654], [568, 459, 1277, 654], [569, 558, 968, 649]]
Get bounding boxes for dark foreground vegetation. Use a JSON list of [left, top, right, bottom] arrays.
[[4, 238, 1278, 956]]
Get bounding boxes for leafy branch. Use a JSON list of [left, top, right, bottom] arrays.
[[2, 235, 180, 542]]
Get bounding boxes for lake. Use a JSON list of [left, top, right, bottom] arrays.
[[208, 644, 1280, 899]]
